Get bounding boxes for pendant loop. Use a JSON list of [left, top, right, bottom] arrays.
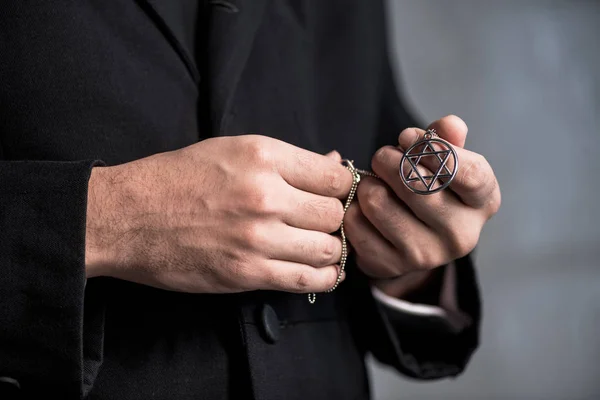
[[423, 128, 436, 140]]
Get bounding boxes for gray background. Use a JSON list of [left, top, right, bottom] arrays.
[[369, 1, 600, 399]]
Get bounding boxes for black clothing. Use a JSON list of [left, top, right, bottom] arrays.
[[0, 1, 480, 399]]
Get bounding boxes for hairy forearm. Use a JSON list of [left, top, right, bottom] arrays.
[[85, 165, 116, 278], [85, 163, 138, 279], [81, 135, 353, 295]]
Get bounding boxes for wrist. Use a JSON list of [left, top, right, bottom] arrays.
[[373, 268, 442, 303], [85, 164, 129, 278]]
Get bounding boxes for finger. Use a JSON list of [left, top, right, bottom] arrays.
[[398, 131, 499, 210], [372, 145, 469, 230], [397, 115, 468, 151], [370, 147, 485, 259], [428, 115, 468, 148], [325, 150, 342, 162], [397, 144, 451, 194], [276, 143, 353, 199], [343, 201, 406, 279], [449, 147, 501, 210], [356, 178, 451, 268], [261, 261, 344, 293], [265, 224, 343, 267], [416, 118, 499, 211], [283, 188, 344, 233], [396, 116, 466, 186], [397, 126, 425, 152]]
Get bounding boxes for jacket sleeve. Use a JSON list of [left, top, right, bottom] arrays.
[[349, 255, 481, 380], [0, 152, 106, 398], [350, 15, 482, 378]]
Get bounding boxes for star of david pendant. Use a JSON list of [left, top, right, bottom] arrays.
[[399, 129, 458, 195]]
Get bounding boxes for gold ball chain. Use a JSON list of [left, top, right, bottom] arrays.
[[308, 159, 379, 304]]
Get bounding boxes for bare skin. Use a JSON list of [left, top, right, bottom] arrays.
[[343, 115, 501, 298], [85, 134, 354, 294], [85, 115, 501, 299]]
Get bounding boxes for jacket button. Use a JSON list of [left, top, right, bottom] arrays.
[[259, 304, 280, 344], [0, 377, 21, 395]]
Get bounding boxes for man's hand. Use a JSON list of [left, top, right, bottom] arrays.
[[343, 115, 501, 297], [85, 135, 353, 294]]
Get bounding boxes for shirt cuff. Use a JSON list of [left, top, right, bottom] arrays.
[[371, 262, 473, 333]]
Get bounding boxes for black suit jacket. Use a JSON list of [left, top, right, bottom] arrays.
[[0, 1, 481, 399]]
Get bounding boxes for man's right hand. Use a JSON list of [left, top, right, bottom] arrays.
[[85, 135, 353, 294]]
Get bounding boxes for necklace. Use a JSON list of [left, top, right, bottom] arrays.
[[308, 159, 378, 304], [399, 129, 458, 194], [308, 129, 458, 303]]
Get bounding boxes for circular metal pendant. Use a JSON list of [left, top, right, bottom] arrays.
[[399, 130, 458, 195]]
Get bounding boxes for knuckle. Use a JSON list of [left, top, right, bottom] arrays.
[[294, 270, 313, 292], [246, 185, 277, 215], [261, 267, 282, 290], [404, 246, 434, 270], [318, 238, 339, 265], [240, 223, 267, 250], [230, 261, 256, 289], [245, 136, 271, 164], [371, 146, 392, 172], [323, 167, 344, 194], [460, 154, 492, 192], [360, 182, 388, 215], [447, 227, 478, 259], [219, 254, 264, 291], [248, 190, 269, 212]]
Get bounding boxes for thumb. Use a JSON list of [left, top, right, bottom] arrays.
[[397, 115, 468, 152], [427, 115, 468, 148], [325, 150, 342, 162]]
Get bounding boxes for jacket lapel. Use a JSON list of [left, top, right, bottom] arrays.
[[206, 0, 268, 135], [136, 0, 201, 84], [136, 0, 268, 133]]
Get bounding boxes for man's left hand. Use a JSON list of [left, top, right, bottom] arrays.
[[343, 115, 501, 297]]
